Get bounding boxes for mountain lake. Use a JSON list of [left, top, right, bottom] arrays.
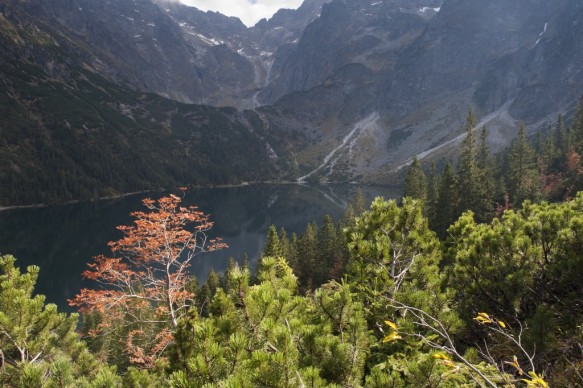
[[0, 184, 399, 311]]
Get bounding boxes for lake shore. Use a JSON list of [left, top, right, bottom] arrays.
[[0, 182, 294, 212], [0, 180, 374, 212]]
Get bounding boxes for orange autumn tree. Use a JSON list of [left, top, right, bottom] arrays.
[[69, 193, 226, 367]]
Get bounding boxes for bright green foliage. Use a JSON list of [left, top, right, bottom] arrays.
[[170, 257, 368, 386], [345, 198, 443, 318], [447, 209, 540, 321], [345, 197, 461, 377], [122, 366, 167, 387], [366, 351, 502, 388], [305, 281, 369, 386], [0, 255, 113, 387], [447, 194, 583, 382]]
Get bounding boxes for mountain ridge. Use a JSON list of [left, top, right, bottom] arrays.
[[1, 0, 582, 205]]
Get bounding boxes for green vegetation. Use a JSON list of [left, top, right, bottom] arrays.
[[3, 176, 583, 385]]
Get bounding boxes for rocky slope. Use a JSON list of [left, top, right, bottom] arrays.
[[272, 0, 583, 183]]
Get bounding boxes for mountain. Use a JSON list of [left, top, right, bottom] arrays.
[[1, 0, 582, 205], [269, 0, 583, 183], [0, 0, 300, 205]]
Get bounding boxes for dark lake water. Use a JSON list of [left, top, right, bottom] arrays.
[[0, 184, 398, 311]]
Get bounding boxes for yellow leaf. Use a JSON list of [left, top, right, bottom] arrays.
[[432, 353, 451, 361], [504, 355, 523, 375], [498, 320, 507, 328], [382, 332, 402, 343], [473, 312, 493, 324], [384, 320, 398, 331], [439, 359, 456, 368], [522, 372, 548, 387]]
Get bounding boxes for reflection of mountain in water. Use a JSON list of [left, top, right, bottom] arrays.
[[0, 184, 397, 311]]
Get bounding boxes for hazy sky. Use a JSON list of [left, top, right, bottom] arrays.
[[178, 0, 304, 27]]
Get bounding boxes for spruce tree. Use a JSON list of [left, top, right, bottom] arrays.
[[316, 215, 341, 286], [474, 126, 495, 222], [433, 162, 459, 237], [457, 109, 480, 213], [426, 161, 440, 229], [296, 222, 318, 292], [572, 95, 583, 150], [507, 124, 539, 206], [556, 114, 567, 154], [262, 225, 282, 258], [403, 157, 427, 202]]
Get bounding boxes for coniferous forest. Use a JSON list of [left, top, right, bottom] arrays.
[[2, 101, 583, 387]]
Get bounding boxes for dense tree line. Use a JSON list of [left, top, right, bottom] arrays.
[[404, 97, 583, 237]]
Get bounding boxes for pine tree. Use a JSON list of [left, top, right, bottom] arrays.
[[0, 255, 114, 386], [556, 114, 567, 154], [571, 95, 583, 151], [403, 158, 427, 202], [507, 124, 540, 206], [344, 198, 460, 373], [433, 162, 459, 237], [426, 162, 440, 223], [316, 215, 341, 286], [457, 109, 480, 213], [474, 126, 495, 222]]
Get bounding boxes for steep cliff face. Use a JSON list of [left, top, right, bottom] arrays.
[[260, 0, 442, 104], [475, 0, 583, 121]]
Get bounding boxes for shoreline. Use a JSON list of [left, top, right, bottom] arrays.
[[0, 180, 387, 211]]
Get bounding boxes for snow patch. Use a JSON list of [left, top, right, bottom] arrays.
[[298, 112, 380, 183], [534, 22, 548, 47], [393, 101, 515, 172], [419, 7, 440, 13], [186, 32, 224, 46]]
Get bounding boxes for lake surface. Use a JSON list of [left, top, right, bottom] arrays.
[[0, 184, 398, 311]]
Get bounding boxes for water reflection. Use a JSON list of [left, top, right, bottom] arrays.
[[0, 184, 397, 310]]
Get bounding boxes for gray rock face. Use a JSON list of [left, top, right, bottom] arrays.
[[0, 0, 329, 108], [252, 0, 583, 184]]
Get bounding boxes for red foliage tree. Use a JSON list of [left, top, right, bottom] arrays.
[[69, 193, 226, 366]]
